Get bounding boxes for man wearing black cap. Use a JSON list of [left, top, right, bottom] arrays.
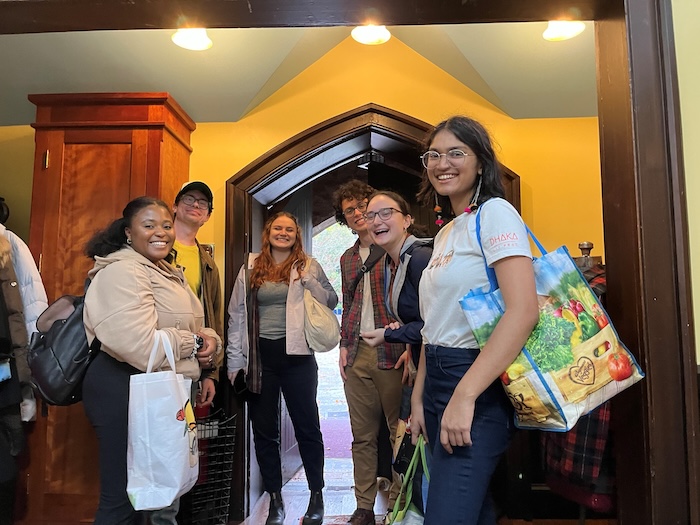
[[172, 181, 223, 405], [149, 181, 224, 525]]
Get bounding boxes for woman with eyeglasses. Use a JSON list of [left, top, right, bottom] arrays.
[[226, 212, 337, 525], [361, 191, 431, 369], [332, 181, 407, 525], [411, 116, 539, 525]]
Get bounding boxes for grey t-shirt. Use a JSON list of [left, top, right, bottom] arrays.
[[258, 281, 288, 340]]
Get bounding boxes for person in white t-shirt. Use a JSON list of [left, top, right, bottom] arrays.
[[411, 116, 539, 525]]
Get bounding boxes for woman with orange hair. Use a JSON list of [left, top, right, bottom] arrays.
[[226, 212, 337, 525]]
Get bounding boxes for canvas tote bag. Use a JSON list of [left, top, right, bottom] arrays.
[[303, 258, 340, 352], [459, 205, 644, 431], [127, 331, 199, 510]]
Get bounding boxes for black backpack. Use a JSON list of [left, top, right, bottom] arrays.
[[27, 281, 100, 406]]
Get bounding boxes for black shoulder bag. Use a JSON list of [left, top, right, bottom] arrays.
[[347, 244, 385, 298]]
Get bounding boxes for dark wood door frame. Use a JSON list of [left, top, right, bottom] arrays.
[[596, 2, 698, 524]]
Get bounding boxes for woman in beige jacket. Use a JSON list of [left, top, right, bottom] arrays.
[[82, 196, 220, 525]]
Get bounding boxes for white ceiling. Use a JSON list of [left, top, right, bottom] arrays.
[[0, 22, 597, 127]]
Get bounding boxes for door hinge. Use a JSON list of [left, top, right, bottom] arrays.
[[38, 253, 42, 273], [43, 150, 49, 169]]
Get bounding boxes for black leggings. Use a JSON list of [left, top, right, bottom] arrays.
[[82, 351, 145, 525]]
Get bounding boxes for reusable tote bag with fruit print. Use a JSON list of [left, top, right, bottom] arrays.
[[459, 206, 644, 431]]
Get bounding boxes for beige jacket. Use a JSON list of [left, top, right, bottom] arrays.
[[83, 247, 220, 381]]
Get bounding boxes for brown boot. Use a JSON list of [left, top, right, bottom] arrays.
[[347, 508, 375, 525]]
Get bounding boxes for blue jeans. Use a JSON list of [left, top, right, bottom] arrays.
[[422, 345, 513, 525]]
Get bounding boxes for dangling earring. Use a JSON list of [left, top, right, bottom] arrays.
[[464, 176, 483, 214], [434, 194, 444, 227], [126, 238, 132, 245]]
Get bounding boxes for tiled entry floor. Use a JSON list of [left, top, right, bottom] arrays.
[[240, 348, 392, 524]]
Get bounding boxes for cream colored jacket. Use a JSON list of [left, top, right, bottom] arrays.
[[84, 246, 220, 380]]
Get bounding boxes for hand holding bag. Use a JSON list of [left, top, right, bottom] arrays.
[[459, 206, 644, 431], [127, 331, 199, 510], [389, 434, 429, 525]]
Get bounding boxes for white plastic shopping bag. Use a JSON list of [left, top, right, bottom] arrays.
[[127, 331, 199, 511]]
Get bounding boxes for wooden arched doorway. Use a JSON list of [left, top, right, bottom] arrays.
[[224, 104, 529, 519]]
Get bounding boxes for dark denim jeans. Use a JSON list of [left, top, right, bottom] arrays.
[[422, 345, 513, 525], [248, 337, 325, 493]]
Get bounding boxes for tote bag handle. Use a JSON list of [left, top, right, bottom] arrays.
[[389, 434, 430, 523], [474, 203, 547, 294], [145, 330, 177, 374]]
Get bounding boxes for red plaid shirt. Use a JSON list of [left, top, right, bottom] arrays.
[[340, 240, 405, 368]]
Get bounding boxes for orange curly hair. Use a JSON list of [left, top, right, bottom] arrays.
[[250, 212, 307, 289]]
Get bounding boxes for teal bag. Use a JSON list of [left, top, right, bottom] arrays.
[[388, 434, 430, 525]]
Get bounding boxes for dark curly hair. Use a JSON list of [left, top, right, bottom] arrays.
[[417, 115, 505, 216], [332, 180, 375, 227], [85, 196, 172, 259]]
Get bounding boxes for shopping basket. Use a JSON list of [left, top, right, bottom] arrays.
[[177, 410, 237, 525]]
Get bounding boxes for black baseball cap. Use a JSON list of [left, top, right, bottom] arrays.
[[175, 181, 213, 211]]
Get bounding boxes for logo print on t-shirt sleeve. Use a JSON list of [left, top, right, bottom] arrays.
[[488, 232, 520, 253]]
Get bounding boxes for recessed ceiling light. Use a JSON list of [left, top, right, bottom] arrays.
[[171, 28, 213, 51], [351, 25, 391, 45], [543, 21, 586, 41]]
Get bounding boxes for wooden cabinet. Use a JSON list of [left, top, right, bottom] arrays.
[[19, 93, 195, 524]]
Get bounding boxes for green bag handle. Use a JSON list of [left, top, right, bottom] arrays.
[[389, 434, 430, 524]]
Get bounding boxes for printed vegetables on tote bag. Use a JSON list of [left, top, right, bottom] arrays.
[[460, 206, 644, 431]]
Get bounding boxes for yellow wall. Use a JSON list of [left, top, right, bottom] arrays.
[[0, 126, 36, 241], [672, 0, 700, 360], [190, 36, 604, 276], [0, 35, 604, 285]]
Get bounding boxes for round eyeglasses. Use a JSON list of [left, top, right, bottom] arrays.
[[343, 200, 368, 218], [420, 149, 472, 169], [181, 194, 210, 209], [363, 207, 402, 222]]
